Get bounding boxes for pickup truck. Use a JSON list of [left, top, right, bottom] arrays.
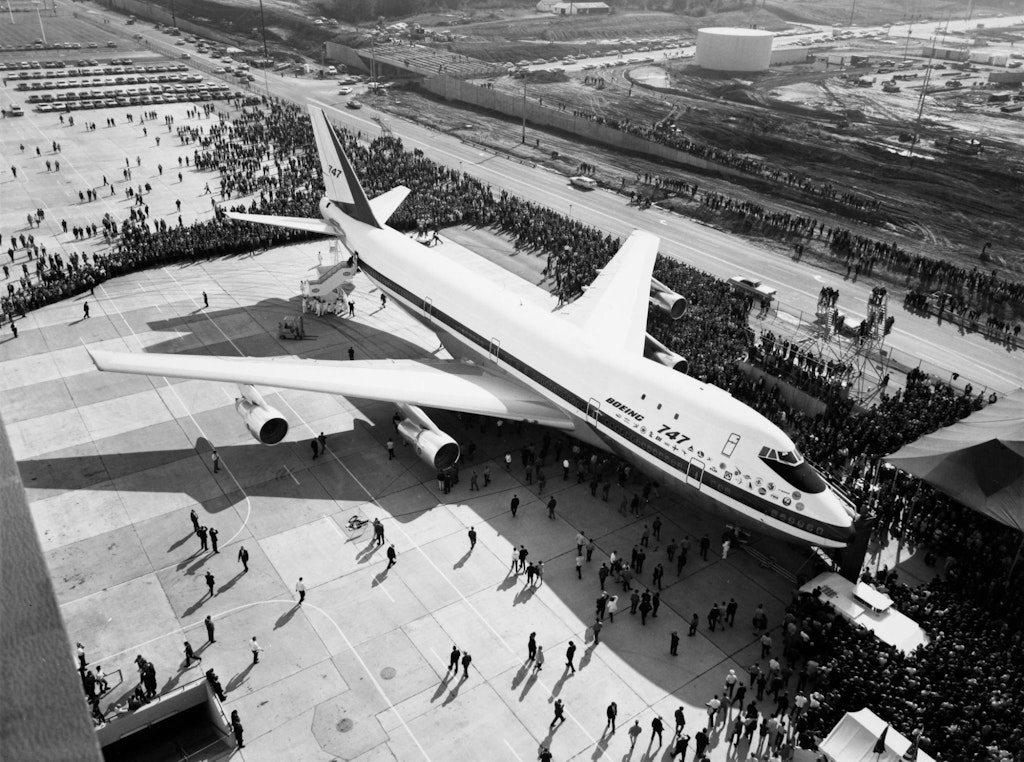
[[728, 275, 776, 301]]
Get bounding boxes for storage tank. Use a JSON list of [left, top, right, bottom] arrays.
[[696, 28, 774, 72]]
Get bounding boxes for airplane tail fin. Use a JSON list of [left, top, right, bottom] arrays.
[[308, 106, 380, 229]]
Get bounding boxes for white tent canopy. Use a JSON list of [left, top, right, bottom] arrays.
[[820, 709, 934, 762], [885, 388, 1024, 532]]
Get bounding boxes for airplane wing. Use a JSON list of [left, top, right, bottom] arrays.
[[368, 187, 411, 224], [88, 351, 574, 430], [225, 211, 335, 236], [560, 230, 659, 355]]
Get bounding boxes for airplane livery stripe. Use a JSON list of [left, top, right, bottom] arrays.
[[357, 257, 845, 543]]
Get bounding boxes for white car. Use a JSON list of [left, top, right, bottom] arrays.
[[338, 86, 353, 95], [728, 275, 777, 301]]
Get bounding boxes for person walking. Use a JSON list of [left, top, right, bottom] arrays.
[[372, 518, 385, 546], [598, 563, 609, 590], [460, 651, 472, 678], [190, 508, 200, 533], [592, 618, 603, 645], [689, 613, 699, 636], [546, 496, 557, 519], [230, 710, 244, 748], [197, 525, 208, 551], [706, 695, 722, 729], [565, 641, 576, 674], [205, 615, 215, 643], [527, 632, 537, 662], [694, 728, 710, 759], [205, 570, 215, 598], [575, 552, 583, 579], [386, 438, 394, 460], [674, 706, 686, 737], [699, 534, 710, 561], [448, 645, 461, 675], [510, 494, 519, 517], [651, 716, 665, 747], [607, 595, 618, 622], [76, 643, 87, 674], [628, 720, 642, 750], [468, 526, 477, 550], [605, 701, 618, 733], [670, 630, 680, 656], [83, 302, 90, 319], [386, 544, 397, 569], [550, 698, 565, 728], [202, 291, 209, 308], [237, 545, 249, 572], [184, 641, 201, 668], [250, 636, 262, 664], [296, 577, 306, 604]]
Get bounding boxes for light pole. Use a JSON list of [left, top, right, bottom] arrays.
[[258, 0, 270, 94], [34, 1, 46, 44], [848, 0, 856, 27], [521, 79, 526, 143]]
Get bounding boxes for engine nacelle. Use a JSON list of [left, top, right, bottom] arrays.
[[644, 333, 689, 374], [397, 419, 460, 470], [649, 277, 687, 320], [234, 385, 289, 445]]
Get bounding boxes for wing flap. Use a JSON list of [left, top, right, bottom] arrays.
[[561, 230, 660, 355], [89, 351, 574, 430], [224, 211, 335, 236]]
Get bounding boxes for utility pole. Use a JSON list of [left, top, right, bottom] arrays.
[[33, 1, 45, 44], [521, 79, 527, 143], [169, 0, 177, 28], [848, 0, 856, 27]]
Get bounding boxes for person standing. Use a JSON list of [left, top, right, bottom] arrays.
[[237, 545, 249, 572], [575, 552, 583, 579], [546, 496, 557, 519], [532, 645, 544, 673], [607, 595, 618, 622], [565, 641, 576, 674], [83, 302, 90, 319], [725, 669, 738, 698], [598, 563, 609, 590], [460, 651, 472, 677], [205, 570, 215, 598], [250, 636, 262, 664], [211, 449, 219, 473], [318, 432, 326, 453], [605, 701, 618, 733], [527, 632, 537, 662], [205, 615, 215, 643], [311, 439, 320, 460], [468, 526, 477, 550], [386, 438, 394, 460], [592, 618, 603, 645], [230, 710, 244, 748], [448, 645, 461, 674], [296, 577, 306, 603], [197, 525, 209, 551], [372, 518, 385, 546], [688, 613, 699, 636], [694, 728, 710, 759], [386, 544, 397, 569], [76, 643, 87, 674], [550, 698, 565, 728], [190, 508, 200, 533], [706, 695, 722, 729], [209, 527, 219, 554], [674, 706, 686, 737], [202, 291, 208, 308], [585, 537, 595, 562], [510, 494, 519, 517], [699, 534, 710, 560], [726, 598, 738, 627], [670, 630, 680, 656]]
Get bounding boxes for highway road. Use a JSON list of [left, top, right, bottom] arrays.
[[84, 4, 1024, 394]]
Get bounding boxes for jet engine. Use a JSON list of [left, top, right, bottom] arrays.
[[234, 385, 289, 445], [395, 404, 460, 470], [649, 277, 687, 320], [644, 334, 689, 374]]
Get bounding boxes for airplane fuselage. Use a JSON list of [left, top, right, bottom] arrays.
[[324, 199, 857, 548]]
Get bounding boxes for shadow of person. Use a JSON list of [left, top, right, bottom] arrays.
[[355, 538, 380, 563], [430, 671, 452, 703], [225, 662, 256, 693], [182, 592, 210, 619], [510, 662, 529, 690], [590, 731, 612, 760], [518, 670, 539, 702], [496, 573, 518, 592], [453, 549, 472, 570], [513, 585, 536, 606], [550, 668, 570, 698], [372, 568, 390, 587], [273, 602, 301, 630], [217, 569, 246, 595], [167, 531, 194, 552], [441, 678, 463, 707]]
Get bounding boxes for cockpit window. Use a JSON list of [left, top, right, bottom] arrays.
[[758, 446, 826, 493]]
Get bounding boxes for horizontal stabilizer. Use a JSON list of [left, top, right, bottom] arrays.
[[225, 211, 335, 236], [369, 187, 411, 224]]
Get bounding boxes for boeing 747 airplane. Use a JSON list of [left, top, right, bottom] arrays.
[[90, 106, 857, 548]]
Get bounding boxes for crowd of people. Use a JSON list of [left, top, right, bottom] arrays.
[[4, 98, 1021, 760]]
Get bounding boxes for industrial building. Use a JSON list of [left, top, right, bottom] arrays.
[[536, 0, 611, 14], [696, 27, 774, 72]]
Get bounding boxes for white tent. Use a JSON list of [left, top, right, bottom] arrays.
[[820, 709, 934, 762], [885, 388, 1024, 532]]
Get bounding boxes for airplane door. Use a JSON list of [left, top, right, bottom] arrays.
[[688, 458, 705, 490], [423, 297, 433, 322], [488, 338, 500, 363], [586, 398, 601, 426]]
